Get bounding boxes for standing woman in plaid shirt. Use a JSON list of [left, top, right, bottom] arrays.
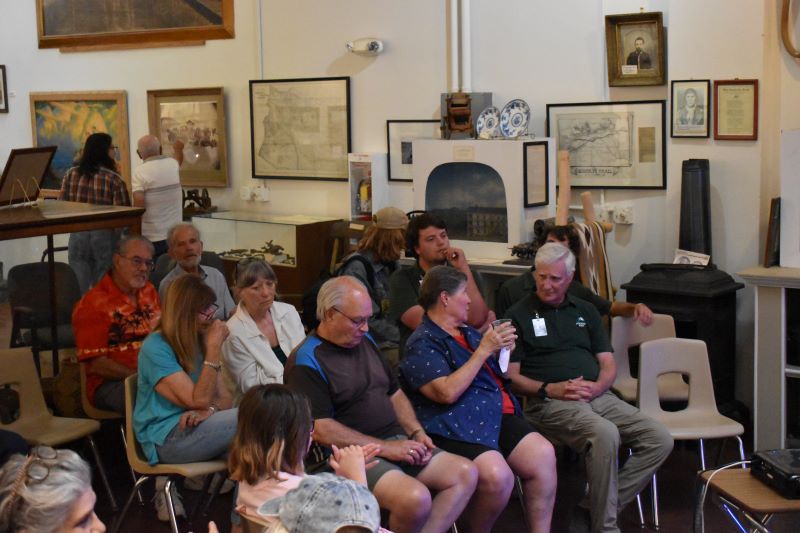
[[59, 132, 131, 293]]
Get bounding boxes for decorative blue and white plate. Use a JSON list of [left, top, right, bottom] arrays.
[[499, 99, 531, 138], [476, 106, 500, 138]]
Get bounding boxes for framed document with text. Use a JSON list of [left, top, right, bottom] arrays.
[[714, 79, 758, 140]]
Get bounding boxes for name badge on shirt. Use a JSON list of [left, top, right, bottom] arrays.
[[532, 315, 547, 337]]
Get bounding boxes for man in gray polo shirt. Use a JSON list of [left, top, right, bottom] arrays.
[[159, 222, 234, 320]]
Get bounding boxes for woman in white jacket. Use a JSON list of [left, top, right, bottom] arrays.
[[223, 259, 305, 402]]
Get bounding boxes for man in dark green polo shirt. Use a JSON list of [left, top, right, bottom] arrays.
[[388, 213, 490, 356], [506, 243, 672, 533]]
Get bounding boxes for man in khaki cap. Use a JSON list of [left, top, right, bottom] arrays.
[[337, 207, 409, 350]]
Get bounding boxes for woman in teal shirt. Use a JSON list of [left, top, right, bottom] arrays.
[[134, 274, 237, 465]]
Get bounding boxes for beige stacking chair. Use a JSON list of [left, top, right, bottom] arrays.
[[0, 347, 117, 510], [610, 314, 688, 403], [638, 337, 745, 527], [112, 374, 228, 533]]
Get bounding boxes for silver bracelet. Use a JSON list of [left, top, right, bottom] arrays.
[[203, 361, 222, 372], [207, 405, 217, 415]]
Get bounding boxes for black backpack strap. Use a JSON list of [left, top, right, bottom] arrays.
[[337, 254, 378, 303]]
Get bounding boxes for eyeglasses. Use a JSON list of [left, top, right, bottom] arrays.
[[332, 307, 370, 328], [1, 447, 58, 521], [120, 255, 155, 271], [198, 303, 219, 321]]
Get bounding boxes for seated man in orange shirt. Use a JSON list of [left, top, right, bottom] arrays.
[[73, 235, 161, 413]]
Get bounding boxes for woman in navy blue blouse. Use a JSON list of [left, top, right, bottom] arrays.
[[399, 266, 556, 533]]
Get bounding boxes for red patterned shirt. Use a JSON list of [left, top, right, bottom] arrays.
[[58, 166, 130, 206], [72, 272, 160, 404]]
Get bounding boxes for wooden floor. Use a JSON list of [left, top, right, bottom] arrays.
[[1, 302, 798, 532]]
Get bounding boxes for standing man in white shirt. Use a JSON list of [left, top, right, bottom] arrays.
[[133, 135, 183, 259]]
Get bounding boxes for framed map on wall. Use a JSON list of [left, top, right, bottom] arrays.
[[29, 91, 130, 189], [249, 77, 351, 181]]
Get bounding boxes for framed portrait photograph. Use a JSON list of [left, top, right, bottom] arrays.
[[0, 65, 7, 113], [546, 100, 666, 190], [523, 141, 549, 207], [250, 77, 351, 181], [387, 120, 440, 182], [36, 0, 234, 51], [671, 80, 711, 138], [29, 91, 130, 190], [605, 12, 665, 87], [147, 87, 228, 188], [714, 79, 758, 140]]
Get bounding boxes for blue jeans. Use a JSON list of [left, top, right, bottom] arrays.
[[68, 229, 120, 294], [156, 408, 238, 464]]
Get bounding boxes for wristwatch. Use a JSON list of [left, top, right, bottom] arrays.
[[537, 382, 550, 400]]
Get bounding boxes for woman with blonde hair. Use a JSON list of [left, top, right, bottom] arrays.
[[134, 274, 237, 518], [338, 207, 408, 348], [229, 384, 378, 519]]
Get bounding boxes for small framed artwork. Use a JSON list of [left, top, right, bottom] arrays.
[[546, 100, 666, 189], [147, 87, 228, 188], [671, 80, 711, 138], [605, 12, 665, 87], [714, 79, 758, 140], [387, 119, 440, 182], [0, 65, 8, 113], [29, 91, 130, 189], [523, 141, 549, 207], [250, 77, 351, 181], [36, 0, 234, 51]]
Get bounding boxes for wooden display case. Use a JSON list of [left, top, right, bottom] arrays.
[[192, 212, 339, 308]]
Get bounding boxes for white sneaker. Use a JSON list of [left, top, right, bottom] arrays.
[[153, 481, 186, 522]]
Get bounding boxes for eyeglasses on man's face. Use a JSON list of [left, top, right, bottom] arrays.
[[120, 255, 155, 271], [332, 307, 370, 328]]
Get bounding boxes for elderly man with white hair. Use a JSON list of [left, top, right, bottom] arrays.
[[133, 134, 183, 258]]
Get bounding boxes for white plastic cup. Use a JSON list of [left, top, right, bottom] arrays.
[[491, 318, 513, 372]]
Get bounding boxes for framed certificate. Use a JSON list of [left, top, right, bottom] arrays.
[[714, 79, 758, 140]]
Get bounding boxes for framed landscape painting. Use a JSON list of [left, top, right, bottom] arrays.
[[250, 77, 351, 181], [29, 91, 130, 189], [36, 0, 234, 50], [148, 87, 228, 187], [546, 100, 666, 189]]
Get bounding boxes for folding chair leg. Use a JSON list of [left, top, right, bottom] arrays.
[[651, 472, 660, 529], [119, 425, 143, 505], [86, 435, 118, 511], [165, 478, 180, 533], [699, 439, 706, 470], [515, 475, 529, 529], [189, 474, 215, 519], [201, 473, 225, 518], [735, 436, 746, 468], [112, 475, 150, 533], [635, 492, 644, 526]]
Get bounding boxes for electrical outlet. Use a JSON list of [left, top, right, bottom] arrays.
[[255, 186, 270, 202], [613, 206, 634, 225]]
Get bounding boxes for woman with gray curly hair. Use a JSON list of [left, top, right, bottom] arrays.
[[0, 446, 105, 532]]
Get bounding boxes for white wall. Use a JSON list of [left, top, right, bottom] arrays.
[[3, 0, 800, 410]]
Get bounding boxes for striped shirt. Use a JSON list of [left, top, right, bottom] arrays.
[[58, 165, 130, 206]]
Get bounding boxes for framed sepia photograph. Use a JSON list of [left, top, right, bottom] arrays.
[[714, 79, 758, 140], [250, 77, 351, 181], [605, 12, 665, 87], [147, 87, 228, 188], [671, 80, 710, 138], [387, 119, 440, 182], [523, 141, 549, 207], [546, 100, 666, 189], [36, 0, 234, 51], [0, 65, 7, 113], [29, 90, 130, 190]]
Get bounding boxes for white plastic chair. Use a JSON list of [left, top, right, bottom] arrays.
[[610, 314, 688, 403], [638, 337, 745, 527]]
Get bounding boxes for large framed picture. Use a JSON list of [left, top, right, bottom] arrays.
[[714, 79, 759, 140], [546, 100, 666, 189], [386, 119, 440, 182], [29, 91, 130, 190], [523, 141, 549, 207], [36, 0, 234, 51], [250, 77, 351, 181], [147, 87, 228, 188], [671, 80, 711, 138], [0, 65, 7, 113], [605, 12, 665, 87]]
